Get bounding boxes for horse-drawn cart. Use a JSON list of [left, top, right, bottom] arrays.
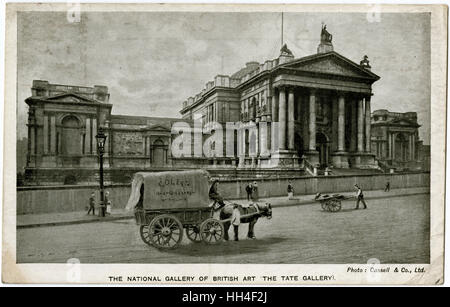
[[314, 193, 355, 212], [126, 170, 224, 249]]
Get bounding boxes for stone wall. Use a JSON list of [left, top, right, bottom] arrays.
[[17, 172, 430, 215]]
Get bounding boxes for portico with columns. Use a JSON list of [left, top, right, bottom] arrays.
[[181, 24, 380, 171], [267, 86, 376, 169]]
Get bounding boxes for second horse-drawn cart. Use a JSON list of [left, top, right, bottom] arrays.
[[126, 170, 224, 249]]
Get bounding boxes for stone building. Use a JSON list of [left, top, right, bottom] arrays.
[[181, 25, 380, 171], [24, 25, 384, 185], [24, 81, 185, 185], [371, 109, 427, 170]]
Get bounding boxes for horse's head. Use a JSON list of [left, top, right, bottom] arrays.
[[259, 203, 272, 219]]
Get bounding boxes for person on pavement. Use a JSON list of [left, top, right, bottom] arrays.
[[87, 192, 96, 215], [231, 204, 241, 241], [354, 184, 367, 209]]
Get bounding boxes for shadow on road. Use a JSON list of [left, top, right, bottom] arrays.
[[156, 236, 288, 257]]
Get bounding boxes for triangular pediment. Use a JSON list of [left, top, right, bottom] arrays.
[[45, 93, 95, 103], [283, 52, 380, 80], [147, 124, 171, 132]]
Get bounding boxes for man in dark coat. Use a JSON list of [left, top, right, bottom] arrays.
[[245, 182, 253, 201], [87, 192, 96, 215], [209, 180, 225, 210]]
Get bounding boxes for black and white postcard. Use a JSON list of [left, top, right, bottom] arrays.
[[2, 2, 446, 285]]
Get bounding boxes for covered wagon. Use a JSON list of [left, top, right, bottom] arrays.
[[126, 170, 224, 249]]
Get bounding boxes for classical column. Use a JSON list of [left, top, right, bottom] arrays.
[[409, 134, 414, 161], [271, 91, 279, 152], [85, 118, 91, 154], [259, 122, 269, 156], [297, 95, 302, 123], [255, 124, 259, 156], [92, 118, 97, 152], [350, 99, 357, 152], [27, 119, 31, 162], [50, 116, 56, 154], [357, 98, 364, 152], [308, 90, 316, 151], [238, 127, 245, 167], [365, 96, 371, 152], [278, 88, 287, 150], [331, 97, 338, 152], [104, 121, 110, 156], [337, 94, 345, 151], [43, 114, 48, 154], [388, 133, 392, 159], [288, 88, 295, 150], [392, 133, 396, 159]]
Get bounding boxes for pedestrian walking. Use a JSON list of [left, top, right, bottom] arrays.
[[105, 191, 112, 215], [87, 192, 96, 215], [384, 181, 390, 192], [251, 181, 259, 202], [231, 204, 241, 241], [287, 180, 294, 199], [354, 184, 367, 209], [245, 182, 253, 201]]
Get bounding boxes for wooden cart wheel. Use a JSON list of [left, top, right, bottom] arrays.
[[200, 218, 224, 245], [186, 225, 202, 243], [329, 199, 342, 212], [139, 224, 153, 246], [321, 201, 328, 211], [147, 214, 184, 249]]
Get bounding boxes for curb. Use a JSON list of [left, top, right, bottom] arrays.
[[17, 190, 429, 229], [17, 214, 134, 229]]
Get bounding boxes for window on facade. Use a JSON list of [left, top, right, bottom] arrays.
[[61, 115, 81, 156]]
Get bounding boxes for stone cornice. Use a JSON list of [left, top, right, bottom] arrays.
[[25, 96, 113, 108]]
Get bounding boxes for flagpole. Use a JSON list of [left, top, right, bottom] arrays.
[[281, 12, 284, 47]]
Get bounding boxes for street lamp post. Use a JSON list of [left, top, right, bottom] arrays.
[[95, 127, 107, 217]]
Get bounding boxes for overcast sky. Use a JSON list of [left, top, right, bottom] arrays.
[[17, 11, 430, 143]]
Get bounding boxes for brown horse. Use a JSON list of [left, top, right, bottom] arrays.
[[219, 203, 272, 240]]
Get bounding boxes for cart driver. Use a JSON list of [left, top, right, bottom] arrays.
[[209, 180, 226, 210]]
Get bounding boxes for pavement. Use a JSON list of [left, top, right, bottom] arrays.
[[17, 187, 429, 229]]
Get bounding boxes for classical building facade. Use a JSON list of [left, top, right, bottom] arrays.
[[24, 26, 387, 185], [24, 80, 185, 185], [371, 109, 427, 170], [180, 25, 380, 170]]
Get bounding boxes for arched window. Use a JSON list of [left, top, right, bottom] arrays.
[[61, 115, 81, 156]]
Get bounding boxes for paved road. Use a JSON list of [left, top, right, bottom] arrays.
[[17, 194, 430, 264]]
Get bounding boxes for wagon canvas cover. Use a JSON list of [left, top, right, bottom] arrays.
[[126, 170, 211, 210]]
